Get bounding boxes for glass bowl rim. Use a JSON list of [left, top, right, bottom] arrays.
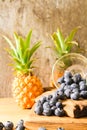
[[52, 53, 87, 88]]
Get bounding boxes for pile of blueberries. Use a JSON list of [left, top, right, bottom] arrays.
[[0, 120, 25, 130], [34, 71, 87, 116]]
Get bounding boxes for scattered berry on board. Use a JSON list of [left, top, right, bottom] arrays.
[[4, 121, 14, 130]]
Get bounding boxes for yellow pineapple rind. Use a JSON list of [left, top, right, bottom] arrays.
[[12, 74, 43, 109]]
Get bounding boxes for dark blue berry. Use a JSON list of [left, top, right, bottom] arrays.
[[16, 125, 25, 130], [51, 106, 57, 114], [0, 122, 4, 130], [64, 89, 71, 98], [35, 100, 42, 107], [70, 92, 79, 100], [64, 71, 72, 78], [43, 102, 50, 109], [54, 108, 65, 116], [79, 80, 86, 86], [57, 76, 64, 84], [80, 84, 87, 91], [57, 127, 64, 130], [80, 91, 87, 99], [4, 121, 14, 130], [70, 83, 79, 90], [17, 120, 24, 126], [72, 73, 82, 83], [64, 85, 70, 90], [43, 107, 52, 116], [56, 102, 63, 109], [57, 90, 65, 100], [34, 105, 43, 115], [49, 98, 57, 107], [16, 120, 25, 130], [59, 83, 65, 91], [64, 77, 73, 85], [40, 96, 47, 104], [72, 88, 79, 93], [46, 95, 53, 101], [38, 127, 46, 130]]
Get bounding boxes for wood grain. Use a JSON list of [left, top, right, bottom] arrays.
[[25, 109, 87, 130], [0, 98, 87, 130], [25, 90, 87, 130], [63, 99, 87, 118], [25, 122, 87, 130], [0, 98, 31, 125]]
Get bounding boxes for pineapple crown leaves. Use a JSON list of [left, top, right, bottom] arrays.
[[51, 27, 80, 58], [3, 30, 41, 74]]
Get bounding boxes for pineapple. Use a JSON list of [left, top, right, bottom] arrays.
[[3, 30, 43, 109], [50, 27, 80, 87]]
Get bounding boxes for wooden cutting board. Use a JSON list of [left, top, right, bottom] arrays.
[[24, 90, 87, 130], [25, 109, 87, 130]]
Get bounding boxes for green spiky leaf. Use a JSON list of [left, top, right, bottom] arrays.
[[24, 30, 32, 49], [51, 27, 80, 58], [3, 30, 41, 74]]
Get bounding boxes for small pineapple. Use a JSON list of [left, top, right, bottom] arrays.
[[50, 27, 80, 87], [3, 30, 43, 109]]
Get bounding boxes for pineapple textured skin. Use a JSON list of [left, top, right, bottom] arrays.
[[12, 74, 43, 109]]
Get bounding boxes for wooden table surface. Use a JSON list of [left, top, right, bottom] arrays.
[[0, 98, 31, 125], [0, 98, 87, 130]]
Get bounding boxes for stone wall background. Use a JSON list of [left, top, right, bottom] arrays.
[[0, 0, 87, 97]]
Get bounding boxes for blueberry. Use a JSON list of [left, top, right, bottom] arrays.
[[70, 92, 80, 100], [64, 71, 72, 78], [51, 106, 57, 114], [4, 121, 14, 130], [43, 102, 50, 109], [70, 83, 79, 90], [64, 77, 72, 85], [34, 105, 43, 115], [64, 85, 70, 90], [79, 80, 86, 86], [35, 100, 42, 107], [52, 93, 59, 101], [0, 122, 4, 130], [64, 89, 71, 98], [17, 120, 24, 126], [57, 127, 64, 130], [16, 120, 25, 130], [56, 102, 63, 109], [72, 88, 79, 93], [46, 95, 53, 101], [43, 107, 52, 116], [16, 125, 25, 130], [72, 73, 82, 83], [57, 90, 65, 100], [59, 83, 65, 91], [80, 84, 87, 91], [57, 76, 64, 84], [49, 98, 57, 107], [80, 91, 87, 99], [54, 108, 65, 117], [38, 127, 46, 130], [40, 96, 47, 104], [52, 92, 59, 100]]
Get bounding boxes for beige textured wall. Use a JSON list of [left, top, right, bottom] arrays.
[[0, 0, 87, 97]]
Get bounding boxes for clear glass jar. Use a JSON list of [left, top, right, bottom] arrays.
[[52, 53, 87, 88]]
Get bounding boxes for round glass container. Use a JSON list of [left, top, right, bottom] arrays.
[[52, 53, 87, 88]]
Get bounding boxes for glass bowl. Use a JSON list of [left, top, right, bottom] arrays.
[[52, 53, 87, 88]]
